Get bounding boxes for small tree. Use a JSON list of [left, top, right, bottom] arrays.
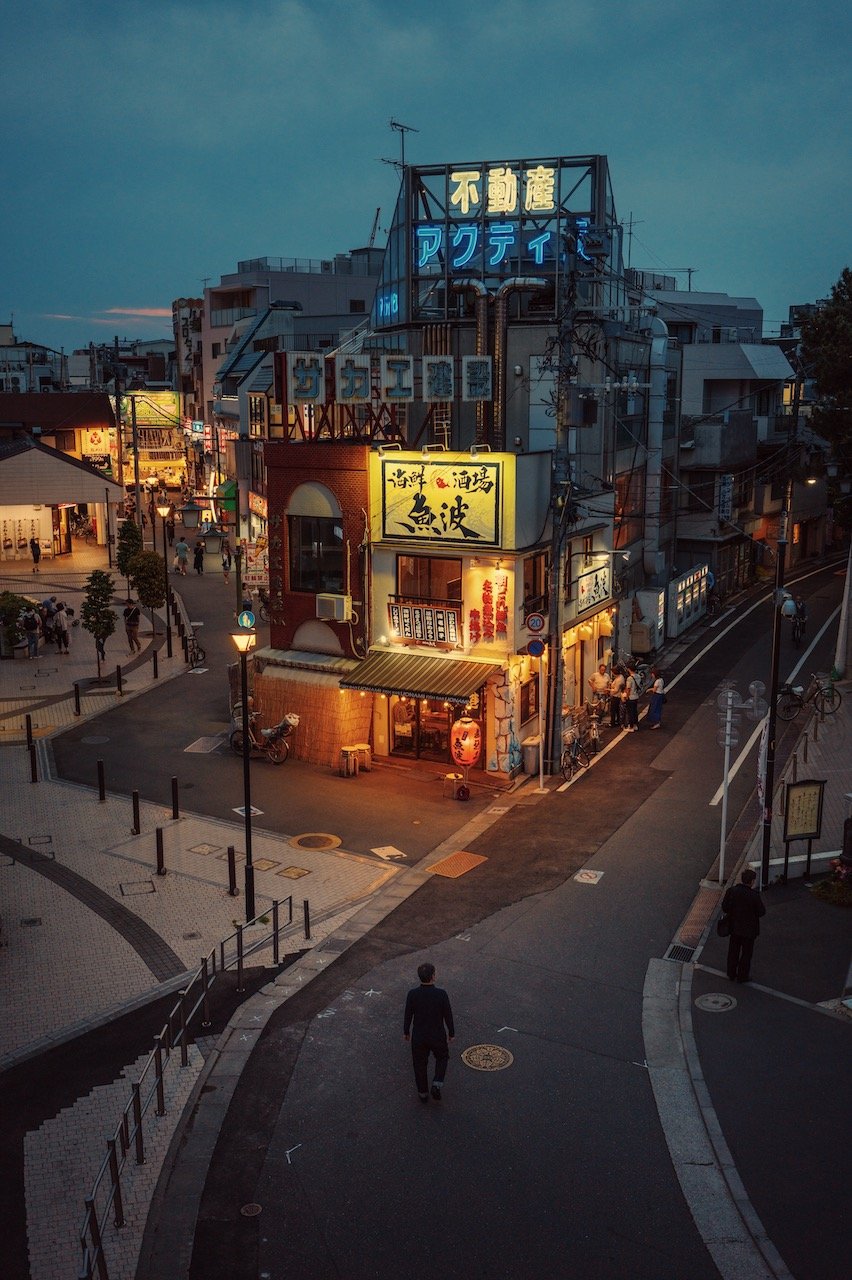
[[128, 549, 166, 635], [0, 590, 33, 656], [80, 570, 116, 677], [116, 519, 143, 594]]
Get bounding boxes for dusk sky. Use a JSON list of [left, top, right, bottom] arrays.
[[2, 0, 849, 355]]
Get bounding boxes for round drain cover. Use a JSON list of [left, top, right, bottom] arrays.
[[289, 833, 341, 851], [240, 1203, 262, 1217], [461, 1044, 514, 1071], [695, 992, 737, 1013]]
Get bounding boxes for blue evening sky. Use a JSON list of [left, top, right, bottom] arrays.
[[2, 0, 850, 354]]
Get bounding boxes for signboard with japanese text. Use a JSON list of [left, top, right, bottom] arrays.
[[422, 356, 455, 403], [388, 601, 461, 648], [718, 473, 734, 523], [286, 353, 326, 403], [462, 356, 493, 402], [783, 779, 825, 842], [335, 355, 372, 405], [381, 458, 501, 546], [122, 391, 180, 427], [380, 356, 415, 402], [577, 564, 612, 614], [241, 539, 269, 588], [248, 491, 268, 519]]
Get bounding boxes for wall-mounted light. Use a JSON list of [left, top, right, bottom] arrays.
[[377, 443, 401, 455], [469, 443, 492, 457]]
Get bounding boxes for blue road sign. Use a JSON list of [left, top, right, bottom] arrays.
[[528, 638, 546, 657], [238, 611, 255, 629]]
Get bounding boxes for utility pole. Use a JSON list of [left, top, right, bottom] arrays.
[[113, 335, 126, 510]]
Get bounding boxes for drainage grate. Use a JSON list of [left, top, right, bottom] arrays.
[[21, 917, 43, 928], [665, 943, 696, 963]]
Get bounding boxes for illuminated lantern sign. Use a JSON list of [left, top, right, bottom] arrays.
[[450, 716, 482, 767]]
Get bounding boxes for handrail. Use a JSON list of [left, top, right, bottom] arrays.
[[77, 896, 300, 1280]]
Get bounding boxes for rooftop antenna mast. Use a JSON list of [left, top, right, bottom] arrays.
[[389, 118, 418, 170]]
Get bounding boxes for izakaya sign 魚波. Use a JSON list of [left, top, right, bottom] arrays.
[[381, 458, 501, 546], [577, 564, 611, 614]]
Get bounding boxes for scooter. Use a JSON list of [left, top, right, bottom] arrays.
[[230, 711, 300, 764]]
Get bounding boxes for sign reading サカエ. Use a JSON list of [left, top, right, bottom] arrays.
[[381, 458, 501, 546]]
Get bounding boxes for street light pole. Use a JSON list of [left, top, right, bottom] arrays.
[[156, 503, 173, 658], [760, 495, 790, 890], [231, 630, 257, 920]]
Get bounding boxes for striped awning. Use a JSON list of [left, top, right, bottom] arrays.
[[339, 650, 502, 704]]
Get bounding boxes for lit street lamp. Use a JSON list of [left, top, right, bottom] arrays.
[[155, 502, 173, 658], [231, 628, 257, 920]]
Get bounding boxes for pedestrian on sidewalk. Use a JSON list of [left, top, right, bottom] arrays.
[[166, 516, 175, 547], [29, 536, 41, 573], [53, 602, 71, 654], [624, 666, 641, 731], [22, 606, 41, 658], [609, 668, 625, 727], [193, 539, 205, 575], [174, 537, 189, 575], [403, 962, 455, 1102], [722, 867, 766, 983], [646, 668, 665, 728], [221, 539, 232, 584], [123, 598, 142, 654]]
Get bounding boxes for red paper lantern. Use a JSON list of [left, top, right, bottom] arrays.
[[450, 716, 482, 767]]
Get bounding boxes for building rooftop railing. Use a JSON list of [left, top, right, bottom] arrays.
[[236, 255, 379, 278]]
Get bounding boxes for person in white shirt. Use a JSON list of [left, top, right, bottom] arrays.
[[646, 668, 665, 728], [587, 663, 610, 705]]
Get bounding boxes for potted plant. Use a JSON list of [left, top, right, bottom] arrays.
[[0, 590, 32, 658]]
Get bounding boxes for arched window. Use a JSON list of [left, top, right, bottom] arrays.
[[287, 482, 345, 594]]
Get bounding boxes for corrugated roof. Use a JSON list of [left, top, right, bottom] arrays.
[[340, 649, 502, 703]]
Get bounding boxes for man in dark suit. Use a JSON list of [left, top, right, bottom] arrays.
[[403, 962, 455, 1102], [722, 867, 766, 983]]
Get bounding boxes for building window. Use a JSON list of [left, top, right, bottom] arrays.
[[397, 555, 461, 601], [248, 395, 265, 438], [349, 299, 366, 313], [523, 551, 549, 615], [212, 342, 221, 359], [288, 516, 344, 593]]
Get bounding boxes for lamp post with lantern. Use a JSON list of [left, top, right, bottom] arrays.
[[155, 501, 173, 658], [231, 628, 257, 920]]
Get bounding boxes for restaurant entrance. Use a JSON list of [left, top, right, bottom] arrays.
[[389, 695, 452, 762]]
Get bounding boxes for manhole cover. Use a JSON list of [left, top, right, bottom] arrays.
[[695, 992, 737, 1013], [461, 1044, 514, 1071], [240, 1203, 262, 1218], [289, 833, 341, 851], [81, 736, 110, 745]]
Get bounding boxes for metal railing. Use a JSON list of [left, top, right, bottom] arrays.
[[77, 897, 300, 1280]]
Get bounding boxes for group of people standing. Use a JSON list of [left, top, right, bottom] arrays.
[[20, 597, 72, 657], [587, 661, 665, 731]]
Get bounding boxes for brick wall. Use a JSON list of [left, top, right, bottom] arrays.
[[265, 441, 370, 659]]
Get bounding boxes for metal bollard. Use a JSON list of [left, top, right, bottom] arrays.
[[236, 925, 245, 992], [153, 647, 159, 679], [273, 899, 280, 965], [97, 759, 106, 803], [303, 898, 311, 940], [156, 827, 166, 876], [132, 790, 140, 835], [803, 735, 809, 764], [179, 989, 189, 1067], [182, 634, 189, 663], [25, 713, 33, 749], [201, 955, 212, 1027], [132, 1082, 145, 1164], [29, 743, 38, 783], [227, 845, 239, 896], [171, 775, 179, 820], [116, 664, 123, 696], [73, 681, 81, 716], [154, 1035, 166, 1116]]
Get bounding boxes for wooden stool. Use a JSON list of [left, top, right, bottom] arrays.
[[339, 746, 359, 777], [352, 742, 372, 771]]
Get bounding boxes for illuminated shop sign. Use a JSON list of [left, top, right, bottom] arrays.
[[121, 391, 180, 427], [577, 564, 612, 614], [248, 491, 268, 518], [381, 458, 501, 546], [388, 601, 461, 647]]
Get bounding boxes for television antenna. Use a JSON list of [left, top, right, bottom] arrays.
[[389, 118, 418, 169]]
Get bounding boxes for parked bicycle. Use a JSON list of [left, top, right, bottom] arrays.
[[561, 727, 591, 780], [776, 672, 841, 721], [230, 710, 300, 764], [257, 586, 271, 623]]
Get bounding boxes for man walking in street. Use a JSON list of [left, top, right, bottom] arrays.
[[123, 598, 142, 654], [174, 537, 189, 576], [403, 962, 455, 1103], [722, 867, 766, 983]]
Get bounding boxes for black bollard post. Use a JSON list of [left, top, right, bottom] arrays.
[[29, 743, 38, 783], [25, 714, 33, 750], [303, 898, 311, 940], [132, 790, 140, 835], [227, 845, 239, 896], [155, 827, 166, 876], [73, 681, 81, 716], [171, 776, 179, 820], [97, 759, 106, 803], [182, 635, 189, 663], [152, 648, 159, 679], [116, 664, 123, 696]]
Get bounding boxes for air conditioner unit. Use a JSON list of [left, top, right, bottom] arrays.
[[321, 260, 333, 273], [316, 593, 353, 622]]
